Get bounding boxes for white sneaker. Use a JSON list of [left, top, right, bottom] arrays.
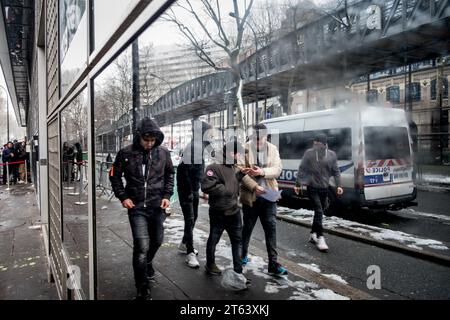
[[178, 241, 198, 255], [185, 252, 200, 268], [309, 232, 318, 244], [316, 236, 329, 252]]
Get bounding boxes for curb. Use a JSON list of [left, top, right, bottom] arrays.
[[276, 214, 450, 268]]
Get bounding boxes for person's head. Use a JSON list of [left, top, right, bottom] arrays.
[[7, 142, 13, 149], [250, 123, 268, 149], [223, 139, 244, 164], [313, 133, 327, 149], [136, 117, 164, 150]]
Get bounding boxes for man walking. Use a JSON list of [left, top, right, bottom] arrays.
[[294, 133, 343, 252], [201, 139, 263, 281], [109, 117, 174, 300], [177, 120, 213, 268], [240, 124, 288, 276]]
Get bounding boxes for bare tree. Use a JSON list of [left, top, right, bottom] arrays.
[[161, 0, 255, 131]]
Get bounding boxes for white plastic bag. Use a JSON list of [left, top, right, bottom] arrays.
[[221, 268, 248, 291]]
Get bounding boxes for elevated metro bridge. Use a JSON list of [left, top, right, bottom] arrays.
[[125, 0, 449, 129]]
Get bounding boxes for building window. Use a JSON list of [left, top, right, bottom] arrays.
[[386, 85, 400, 103], [406, 82, 421, 102], [367, 89, 378, 103], [430, 78, 449, 100]]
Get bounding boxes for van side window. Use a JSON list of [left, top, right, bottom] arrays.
[[274, 128, 352, 160]]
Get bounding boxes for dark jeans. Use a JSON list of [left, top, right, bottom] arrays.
[[242, 198, 278, 265], [128, 207, 166, 289], [206, 210, 243, 274], [177, 163, 202, 254], [307, 186, 328, 237]]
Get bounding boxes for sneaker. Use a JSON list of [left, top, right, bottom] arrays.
[[268, 262, 288, 276], [309, 232, 318, 244], [316, 236, 329, 252], [147, 263, 156, 282], [134, 287, 152, 300], [178, 241, 199, 255], [205, 263, 222, 275], [241, 256, 250, 266], [186, 252, 200, 268]]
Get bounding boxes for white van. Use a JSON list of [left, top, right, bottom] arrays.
[[262, 105, 417, 211]]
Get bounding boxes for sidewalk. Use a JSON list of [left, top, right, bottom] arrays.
[[0, 183, 373, 300], [0, 184, 57, 300]]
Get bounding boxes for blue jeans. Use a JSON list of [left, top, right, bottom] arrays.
[[242, 198, 278, 265], [307, 187, 328, 237], [128, 207, 165, 289], [206, 210, 243, 274], [177, 163, 202, 254]]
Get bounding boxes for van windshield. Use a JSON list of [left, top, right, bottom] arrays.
[[364, 126, 410, 160]]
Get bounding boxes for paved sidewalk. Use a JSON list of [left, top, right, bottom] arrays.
[[0, 184, 57, 300]]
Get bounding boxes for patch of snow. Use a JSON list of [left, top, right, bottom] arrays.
[[298, 263, 321, 273], [420, 174, 450, 184], [312, 288, 350, 300], [323, 274, 348, 285], [397, 209, 450, 223]]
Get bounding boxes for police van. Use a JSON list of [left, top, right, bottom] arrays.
[[263, 105, 417, 211]]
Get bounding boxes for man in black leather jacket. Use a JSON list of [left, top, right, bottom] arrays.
[[109, 117, 174, 300]]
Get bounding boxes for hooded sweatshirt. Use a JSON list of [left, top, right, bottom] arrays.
[[296, 145, 342, 189], [109, 118, 174, 208]]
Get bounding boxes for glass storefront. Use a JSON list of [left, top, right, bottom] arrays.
[[60, 88, 89, 297]]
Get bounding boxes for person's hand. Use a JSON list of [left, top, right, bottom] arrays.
[[122, 199, 135, 209], [248, 166, 264, 177], [10, 153, 14, 157], [255, 185, 265, 195], [240, 167, 251, 174], [336, 187, 344, 195], [160, 199, 170, 209]]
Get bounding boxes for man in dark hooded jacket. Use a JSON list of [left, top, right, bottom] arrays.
[[176, 120, 213, 269], [109, 117, 174, 300]]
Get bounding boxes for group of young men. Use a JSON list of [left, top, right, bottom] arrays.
[[109, 117, 342, 300]]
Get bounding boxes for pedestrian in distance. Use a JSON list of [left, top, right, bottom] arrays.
[[294, 133, 344, 252]]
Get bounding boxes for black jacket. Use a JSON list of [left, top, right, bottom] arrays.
[[201, 164, 246, 215], [109, 118, 174, 208]]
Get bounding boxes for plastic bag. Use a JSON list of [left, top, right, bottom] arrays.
[[221, 268, 248, 291]]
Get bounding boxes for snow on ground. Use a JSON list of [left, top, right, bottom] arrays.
[[163, 214, 349, 300], [298, 263, 348, 285], [419, 174, 450, 185], [278, 208, 449, 251], [396, 208, 450, 223]]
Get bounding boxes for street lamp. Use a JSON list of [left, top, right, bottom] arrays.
[[0, 85, 10, 142], [229, 12, 260, 123]]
